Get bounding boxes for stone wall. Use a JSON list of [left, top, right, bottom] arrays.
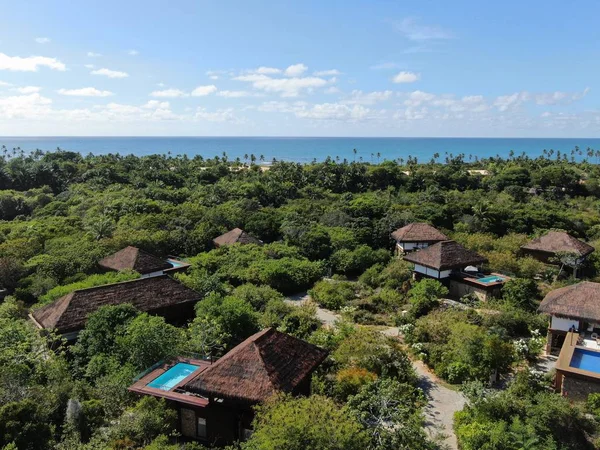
[[561, 374, 600, 401]]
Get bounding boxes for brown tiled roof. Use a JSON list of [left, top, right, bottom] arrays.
[[183, 328, 327, 403], [403, 240, 487, 271], [539, 282, 600, 322], [213, 228, 262, 247], [521, 231, 594, 258], [30, 275, 200, 334], [391, 223, 448, 243], [99, 246, 173, 274]]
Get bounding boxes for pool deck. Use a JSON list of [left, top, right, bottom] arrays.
[[452, 272, 510, 289], [556, 331, 600, 381], [129, 356, 211, 407]]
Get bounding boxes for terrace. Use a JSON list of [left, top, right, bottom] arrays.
[[129, 357, 212, 408], [555, 331, 600, 400]]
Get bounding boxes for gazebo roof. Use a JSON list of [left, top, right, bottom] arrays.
[[183, 328, 327, 403], [30, 275, 200, 334], [403, 240, 487, 271], [521, 231, 594, 258], [391, 223, 448, 243], [213, 228, 262, 247], [99, 246, 173, 274], [538, 281, 600, 322]]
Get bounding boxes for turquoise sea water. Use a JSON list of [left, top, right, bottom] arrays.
[[1, 137, 600, 163]]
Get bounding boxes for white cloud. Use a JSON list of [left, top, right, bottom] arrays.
[[0, 81, 12, 87], [534, 87, 589, 105], [14, 86, 41, 94], [84, 64, 95, 69], [493, 92, 530, 112], [295, 103, 373, 121], [392, 71, 419, 83], [284, 63, 308, 77], [0, 53, 66, 71], [35, 37, 51, 44], [195, 107, 238, 122], [325, 86, 340, 94], [0, 93, 53, 119], [234, 73, 328, 97], [191, 85, 217, 97], [91, 68, 129, 78], [394, 17, 453, 41], [370, 62, 400, 70], [150, 88, 188, 98], [128, 49, 139, 56], [87, 52, 102, 57], [58, 87, 114, 97], [314, 69, 341, 76], [217, 90, 254, 98], [256, 66, 281, 75], [344, 90, 393, 105]]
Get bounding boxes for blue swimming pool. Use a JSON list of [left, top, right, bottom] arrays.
[[167, 258, 185, 268], [570, 348, 600, 373], [147, 363, 200, 391], [478, 275, 505, 284]]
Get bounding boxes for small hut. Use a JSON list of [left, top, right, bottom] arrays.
[[99, 246, 190, 277], [521, 231, 594, 277], [213, 228, 263, 248], [403, 240, 507, 301], [129, 328, 327, 444], [391, 223, 448, 253], [29, 275, 200, 340], [539, 281, 600, 354]]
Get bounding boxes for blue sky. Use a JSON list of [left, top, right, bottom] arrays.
[[0, 0, 598, 137]]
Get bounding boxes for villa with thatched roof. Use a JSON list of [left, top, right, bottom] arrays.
[[403, 240, 508, 301], [391, 222, 448, 253], [29, 275, 201, 340], [99, 246, 190, 277], [213, 228, 263, 248], [521, 231, 594, 276], [129, 328, 327, 444], [539, 282, 600, 354]]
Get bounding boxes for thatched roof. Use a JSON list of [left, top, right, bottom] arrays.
[[521, 231, 594, 258], [538, 282, 600, 321], [183, 328, 327, 403], [30, 275, 200, 334], [213, 228, 262, 247], [403, 240, 487, 271], [99, 246, 173, 274], [391, 223, 448, 243]]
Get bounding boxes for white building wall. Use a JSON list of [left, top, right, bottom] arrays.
[[550, 316, 580, 332]]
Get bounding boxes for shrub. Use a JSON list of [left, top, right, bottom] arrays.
[[309, 280, 356, 310], [334, 367, 378, 401]]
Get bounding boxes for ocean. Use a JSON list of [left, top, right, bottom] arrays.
[[1, 137, 599, 163]]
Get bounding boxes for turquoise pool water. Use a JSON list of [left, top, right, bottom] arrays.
[[147, 363, 199, 391], [570, 349, 600, 373], [478, 275, 505, 284], [167, 258, 185, 268]]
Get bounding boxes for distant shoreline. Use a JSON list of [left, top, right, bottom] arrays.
[[1, 136, 599, 164]]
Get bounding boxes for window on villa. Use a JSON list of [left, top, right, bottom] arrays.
[[197, 417, 207, 439]]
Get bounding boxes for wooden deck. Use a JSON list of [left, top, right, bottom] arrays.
[[128, 357, 212, 407]]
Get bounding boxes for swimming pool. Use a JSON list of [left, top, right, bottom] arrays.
[[167, 258, 186, 268], [477, 275, 506, 284], [147, 363, 200, 391], [570, 348, 600, 374]]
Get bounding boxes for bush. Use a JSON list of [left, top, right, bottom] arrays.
[[334, 367, 378, 401], [309, 280, 356, 310]]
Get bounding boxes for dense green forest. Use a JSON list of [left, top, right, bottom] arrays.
[[3, 146, 600, 449]]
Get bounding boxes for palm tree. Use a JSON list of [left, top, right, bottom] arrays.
[[376, 152, 381, 164], [250, 154, 256, 165], [244, 153, 249, 165], [259, 154, 265, 163], [353, 148, 357, 162]]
